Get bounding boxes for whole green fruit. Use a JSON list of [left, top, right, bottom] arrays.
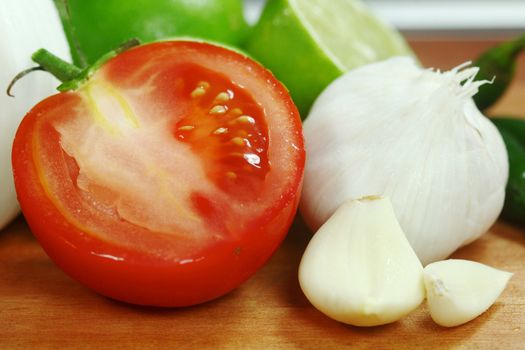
[[54, 0, 248, 66]]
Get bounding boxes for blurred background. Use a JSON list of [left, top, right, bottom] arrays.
[[245, 0, 525, 35], [364, 0, 525, 35]]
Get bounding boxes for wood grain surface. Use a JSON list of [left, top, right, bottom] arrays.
[[1, 38, 524, 349]]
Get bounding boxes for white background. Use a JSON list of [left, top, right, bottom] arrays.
[[244, 0, 525, 32]]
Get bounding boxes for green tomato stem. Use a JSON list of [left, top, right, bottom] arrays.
[[6, 66, 45, 97], [7, 38, 141, 97], [31, 48, 82, 82]]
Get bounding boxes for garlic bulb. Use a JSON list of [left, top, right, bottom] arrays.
[[301, 57, 508, 265], [299, 196, 425, 326], [0, 1, 70, 229]]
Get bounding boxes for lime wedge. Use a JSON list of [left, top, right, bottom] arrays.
[[244, 0, 413, 117]]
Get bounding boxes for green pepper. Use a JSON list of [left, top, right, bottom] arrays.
[[473, 34, 525, 111], [54, 0, 249, 66], [491, 117, 525, 225]]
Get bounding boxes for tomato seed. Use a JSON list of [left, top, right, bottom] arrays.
[[236, 115, 255, 124], [230, 137, 245, 146], [236, 130, 248, 138], [229, 108, 242, 116], [197, 81, 210, 89], [209, 105, 227, 114], [213, 127, 228, 135], [190, 81, 210, 98], [214, 92, 231, 103], [191, 87, 206, 98], [226, 171, 237, 179]]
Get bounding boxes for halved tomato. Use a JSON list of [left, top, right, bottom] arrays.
[[12, 41, 304, 306]]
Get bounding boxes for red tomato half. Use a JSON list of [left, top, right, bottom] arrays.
[[12, 41, 304, 306]]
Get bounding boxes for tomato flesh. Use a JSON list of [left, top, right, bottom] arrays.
[[174, 63, 270, 200], [12, 41, 304, 306]]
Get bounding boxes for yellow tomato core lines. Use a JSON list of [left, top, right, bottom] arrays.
[[83, 80, 140, 134], [52, 78, 218, 236]]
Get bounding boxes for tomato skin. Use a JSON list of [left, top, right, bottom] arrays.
[[12, 41, 304, 306]]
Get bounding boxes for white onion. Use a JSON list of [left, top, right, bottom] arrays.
[[0, 1, 70, 229], [301, 57, 508, 265]]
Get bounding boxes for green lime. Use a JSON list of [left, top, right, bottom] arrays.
[[244, 0, 413, 117], [54, 0, 249, 66]]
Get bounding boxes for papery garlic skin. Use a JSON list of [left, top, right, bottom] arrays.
[[301, 57, 508, 265], [299, 196, 425, 327], [424, 259, 512, 327]]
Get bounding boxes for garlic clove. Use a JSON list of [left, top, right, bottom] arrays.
[[298, 196, 425, 327], [424, 259, 512, 327]]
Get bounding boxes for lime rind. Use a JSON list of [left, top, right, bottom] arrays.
[[244, 0, 343, 117], [244, 0, 414, 117]]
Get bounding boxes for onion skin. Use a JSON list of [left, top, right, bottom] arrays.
[[0, 1, 71, 230]]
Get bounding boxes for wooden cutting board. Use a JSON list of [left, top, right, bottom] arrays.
[[1, 39, 524, 349]]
